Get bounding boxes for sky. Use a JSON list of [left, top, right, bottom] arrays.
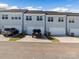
[[0, 0, 79, 12]]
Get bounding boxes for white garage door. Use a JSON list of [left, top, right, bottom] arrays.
[[27, 27, 33, 35], [49, 28, 66, 35], [70, 29, 79, 36], [27, 27, 44, 35]]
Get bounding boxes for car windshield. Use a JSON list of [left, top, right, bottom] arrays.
[[33, 29, 41, 32], [11, 28, 16, 30]]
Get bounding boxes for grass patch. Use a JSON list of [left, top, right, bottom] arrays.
[[9, 38, 21, 41], [48, 36, 59, 43], [9, 33, 25, 42]]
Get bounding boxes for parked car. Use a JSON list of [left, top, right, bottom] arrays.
[[2, 28, 19, 37], [0, 29, 2, 34], [32, 29, 42, 38]]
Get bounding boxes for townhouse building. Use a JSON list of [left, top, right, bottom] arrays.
[[45, 11, 66, 36], [67, 13, 79, 36], [0, 10, 24, 33], [24, 10, 45, 35], [0, 9, 79, 36]]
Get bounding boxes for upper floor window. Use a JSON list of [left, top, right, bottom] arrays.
[[69, 20, 74, 23], [58, 17, 64, 22], [26, 16, 32, 21], [12, 17, 14, 19], [48, 17, 53, 22], [11, 17, 21, 20], [15, 17, 17, 19], [2, 15, 8, 19], [37, 16, 43, 21], [18, 17, 21, 19]]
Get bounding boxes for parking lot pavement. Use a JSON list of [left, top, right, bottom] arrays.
[[0, 42, 79, 59], [0, 35, 9, 41], [54, 36, 79, 43], [18, 35, 52, 43]]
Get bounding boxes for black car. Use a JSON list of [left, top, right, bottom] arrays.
[[2, 28, 19, 37], [32, 29, 42, 38]]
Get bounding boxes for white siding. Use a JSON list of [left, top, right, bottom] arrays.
[[46, 15, 66, 35], [0, 12, 22, 33], [0, 11, 79, 36], [67, 16, 79, 36], [24, 13, 45, 35], [49, 28, 65, 35]]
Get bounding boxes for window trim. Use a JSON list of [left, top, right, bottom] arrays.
[[48, 17, 53, 22], [69, 20, 75, 23], [58, 17, 64, 22], [2, 14, 8, 19], [26, 16, 32, 21], [37, 16, 43, 21]]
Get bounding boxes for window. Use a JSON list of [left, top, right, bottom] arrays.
[[37, 16, 39, 21], [29, 16, 32, 20], [2, 17, 4, 19], [51, 17, 53, 22], [69, 20, 74, 23], [11, 17, 21, 20], [37, 16, 43, 21], [15, 17, 17, 19], [48, 17, 53, 22], [58, 17, 64, 22], [18, 17, 21, 19], [72, 20, 74, 23], [12, 17, 14, 19], [69, 20, 71, 23], [26, 16, 28, 20], [48, 17, 50, 22], [40, 16, 42, 21], [26, 16, 32, 21], [2, 15, 8, 19]]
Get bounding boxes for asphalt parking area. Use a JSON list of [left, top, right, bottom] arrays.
[[0, 42, 79, 59]]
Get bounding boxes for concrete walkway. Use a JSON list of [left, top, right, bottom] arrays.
[[0, 35, 9, 41], [18, 36, 52, 43], [0, 35, 51, 43], [54, 36, 79, 43]]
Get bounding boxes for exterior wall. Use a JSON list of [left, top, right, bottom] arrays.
[[46, 15, 66, 35], [0, 10, 79, 36], [24, 13, 45, 35], [0, 12, 23, 33], [67, 16, 79, 36]]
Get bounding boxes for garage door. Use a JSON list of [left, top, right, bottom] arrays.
[[27, 27, 33, 35], [27, 27, 44, 35], [70, 29, 79, 36], [49, 28, 66, 35]]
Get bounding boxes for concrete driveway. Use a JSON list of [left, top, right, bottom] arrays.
[[0, 35, 51, 43], [54, 36, 79, 43], [0, 35, 9, 41], [18, 35, 52, 43]]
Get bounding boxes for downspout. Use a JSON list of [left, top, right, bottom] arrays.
[[44, 13, 46, 35], [66, 14, 68, 35], [22, 12, 24, 33]]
